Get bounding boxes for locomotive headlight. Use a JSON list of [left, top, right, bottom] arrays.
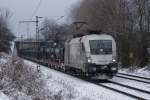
[[112, 57, 116, 62], [87, 57, 92, 63], [112, 59, 116, 62]]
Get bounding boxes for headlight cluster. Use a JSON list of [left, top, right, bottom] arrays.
[[112, 57, 116, 62], [87, 57, 92, 63], [112, 59, 116, 62]]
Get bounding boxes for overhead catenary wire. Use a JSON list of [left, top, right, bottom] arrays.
[[30, 0, 43, 20], [23, 0, 43, 39]]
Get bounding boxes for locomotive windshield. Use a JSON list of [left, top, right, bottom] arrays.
[[89, 40, 112, 55]]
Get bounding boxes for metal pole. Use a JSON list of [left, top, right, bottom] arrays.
[[19, 16, 43, 72], [35, 16, 43, 72], [36, 16, 38, 42]]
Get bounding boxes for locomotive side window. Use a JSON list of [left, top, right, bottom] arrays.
[[89, 40, 112, 55]]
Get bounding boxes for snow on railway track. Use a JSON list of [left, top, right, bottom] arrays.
[[99, 81, 150, 100], [108, 80, 150, 94], [118, 73, 150, 81], [93, 78, 150, 100], [115, 73, 150, 84], [97, 83, 147, 100]]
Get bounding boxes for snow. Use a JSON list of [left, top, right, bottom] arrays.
[[116, 74, 150, 83], [0, 91, 9, 100], [0, 53, 10, 100], [103, 82, 150, 99], [1, 44, 150, 100], [119, 66, 150, 78], [108, 67, 150, 99], [0, 53, 9, 72], [24, 60, 135, 100], [112, 77, 150, 92]]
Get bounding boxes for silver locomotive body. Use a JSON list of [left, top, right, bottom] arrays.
[[64, 34, 118, 79]]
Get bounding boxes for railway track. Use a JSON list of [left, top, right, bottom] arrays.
[[90, 79, 150, 99], [115, 73, 150, 84], [97, 83, 146, 100], [108, 80, 150, 94], [118, 73, 150, 80], [23, 57, 150, 100]]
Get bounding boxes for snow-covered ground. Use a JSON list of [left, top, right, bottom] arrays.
[[0, 53, 10, 100], [112, 76, 150, 92], [24, 60, 136, 100], [0, 43, 150, 100], [0, 53, 150, 100], [0, 91, 9, 100], [119, 66, 150, 78]]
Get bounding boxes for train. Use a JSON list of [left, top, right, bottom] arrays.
[[18, 32, 118, 80]]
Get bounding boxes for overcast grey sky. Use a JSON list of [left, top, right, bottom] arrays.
[[0, 0, 80, 38]]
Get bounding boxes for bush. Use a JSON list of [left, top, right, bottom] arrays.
[[0, 9, 15, 53], [0, 54, 77, 100]]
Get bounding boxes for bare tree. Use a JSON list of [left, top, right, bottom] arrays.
[[71, 0, 131, 33], [0, 9, 14, 53], [41, 18, 58, 40], [70, 0, 150, 67], [41, 18, 72, 43]]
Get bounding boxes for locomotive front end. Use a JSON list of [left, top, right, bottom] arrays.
[[83, 34, 118, 79]]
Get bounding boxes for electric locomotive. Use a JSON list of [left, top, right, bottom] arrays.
[[64, 33, 118, 79]]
